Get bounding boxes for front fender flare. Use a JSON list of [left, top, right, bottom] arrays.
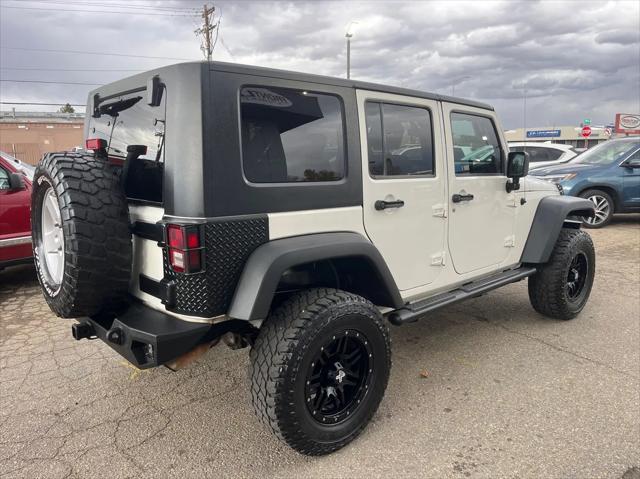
[[227, 232, 403, 320], [521, 195, 595, 264]]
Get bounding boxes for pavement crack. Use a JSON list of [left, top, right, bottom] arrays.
[[468, 312, 639, 380]]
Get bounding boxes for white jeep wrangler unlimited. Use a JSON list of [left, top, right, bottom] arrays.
[[31, 62, 596, 455]]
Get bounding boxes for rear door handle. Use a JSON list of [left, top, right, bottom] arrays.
[[375, 199, 405, 210], [452, 193, 474, 203]]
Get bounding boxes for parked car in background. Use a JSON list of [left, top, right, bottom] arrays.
[[509, 142, 579, 170], [0, 150, 35, 180], [0, 152, 33, 269], [531, 137, 640, 227]]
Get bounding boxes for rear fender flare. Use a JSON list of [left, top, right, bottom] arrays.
[[227, 232, 403, 320]]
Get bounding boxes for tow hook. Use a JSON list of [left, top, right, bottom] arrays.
[[71, 322, 95, 341]]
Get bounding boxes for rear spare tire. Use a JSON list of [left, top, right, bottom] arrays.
[[32, 152, 132, 317]]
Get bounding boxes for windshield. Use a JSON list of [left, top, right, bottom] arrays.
[[572, 139, 640, 165], [0, 150, 35, 179]]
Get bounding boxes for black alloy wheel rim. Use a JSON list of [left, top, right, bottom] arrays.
[[566, 252, 588, 301], [304, 329, 372, 425]]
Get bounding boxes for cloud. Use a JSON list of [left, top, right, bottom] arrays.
[[595, 30, 639, 45], [1, 0, 639, 128]]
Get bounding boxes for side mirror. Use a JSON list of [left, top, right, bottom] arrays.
[[506, 151, 529, 193], [622, 158, 640, 168], [8, 172, 25, 191]]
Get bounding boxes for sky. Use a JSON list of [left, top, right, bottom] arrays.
[[0, 0, 639, 129]]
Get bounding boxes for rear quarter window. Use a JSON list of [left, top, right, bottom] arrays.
[[240, 86, 346, 183]]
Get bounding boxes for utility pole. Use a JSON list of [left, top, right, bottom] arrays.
[[195, 4, 216, 61]]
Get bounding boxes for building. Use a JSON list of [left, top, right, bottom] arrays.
[[0, 111, 85, 165], [504, 125, 613, 148]]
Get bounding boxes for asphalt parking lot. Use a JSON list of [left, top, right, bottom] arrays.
[[1, 217, 639, 479]]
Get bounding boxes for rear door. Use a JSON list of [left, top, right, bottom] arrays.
[[357, 90, 447, 291], [442, 104, 516, 274]]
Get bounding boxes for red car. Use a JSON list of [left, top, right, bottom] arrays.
[[0, 151, 34, 269]]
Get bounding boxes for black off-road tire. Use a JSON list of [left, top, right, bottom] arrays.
[[249, 288, 391, 456], [579, 189, 614, 228], [31, 152, 132, 317], [528, 228, 595, 320]]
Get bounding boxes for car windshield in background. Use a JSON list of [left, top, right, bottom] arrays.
[[572, 139, 640, 165], [88, 92, 166, 162], [0, 150, 35, 179]]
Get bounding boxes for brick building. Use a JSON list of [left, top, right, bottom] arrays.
[[0, 111, 85, 165]]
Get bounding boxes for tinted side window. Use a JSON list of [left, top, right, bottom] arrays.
[[544, 148, 563, 162], [451, 113, 503, 175], [510, 146, 563, 163], [240, 87, 345, 183], [523, 147, 549, 163], [365, 102, 434, 177], [0, 166, 9, 190]]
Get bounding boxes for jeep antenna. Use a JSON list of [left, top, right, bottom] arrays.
[[195, 3, 217, 61]]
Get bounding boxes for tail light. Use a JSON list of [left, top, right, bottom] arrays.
[[85, 138, 107, 151], [166, 224, 203, 273]]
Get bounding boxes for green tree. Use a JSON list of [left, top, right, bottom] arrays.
[[58, 103, 75, 113]]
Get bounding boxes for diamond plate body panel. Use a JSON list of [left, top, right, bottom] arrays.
[[164, 216, 268, 317]]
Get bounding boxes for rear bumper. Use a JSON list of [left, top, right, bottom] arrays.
[[73, 302, 252, 369]]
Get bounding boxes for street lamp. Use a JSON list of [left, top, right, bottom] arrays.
[[345, 21, 358, 79], [512, 82, 528, 142], [451, 76, 471, 96]]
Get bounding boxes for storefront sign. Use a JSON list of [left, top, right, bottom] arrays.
[[526, 129, 561, 138], [615, 113, 640, 134]]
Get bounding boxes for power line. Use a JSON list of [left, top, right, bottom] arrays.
[[9, 0, 200, 12], [1, 46, 195, 61], [1, 79, 101, 86], [1, 102, 85, 106], [1, 67, 144, 72], [0, 5, 199, 17]]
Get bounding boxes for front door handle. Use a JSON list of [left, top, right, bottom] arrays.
[[452, 193, 474, 203], [375, 199, 405, 211]]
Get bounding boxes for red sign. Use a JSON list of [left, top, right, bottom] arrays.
[[615, 113, 640, 134], [581, 126, 592, 138]]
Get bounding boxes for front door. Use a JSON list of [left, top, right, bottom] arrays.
[[357, 90, 447, 291], [621, 148, 640, 209], [442, 104, 516, 275]]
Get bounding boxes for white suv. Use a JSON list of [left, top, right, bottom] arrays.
[[509, 142, 579, 170], [31, 61, 596, 456]]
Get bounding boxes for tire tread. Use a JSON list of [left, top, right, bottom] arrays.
[[32, 152, 132, 317], [249, 288, 390, 455]]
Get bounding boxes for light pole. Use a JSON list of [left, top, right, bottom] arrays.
[[345, 22, 358, 79], [451, 76, 471, 96], [512, 82, 528, 142]]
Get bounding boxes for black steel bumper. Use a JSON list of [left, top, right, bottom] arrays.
[[72, 302, 248, 369]]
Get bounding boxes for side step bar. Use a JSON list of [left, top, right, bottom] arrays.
[[387, 266, 537, 325]]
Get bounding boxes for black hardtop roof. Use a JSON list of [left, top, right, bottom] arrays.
[[208, 61, 494, 111], [89, 61, 493, 111]]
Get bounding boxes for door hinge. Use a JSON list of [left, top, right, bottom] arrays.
[[432, 204, 447, 218], [504, 235, 516, 248], [431, 251, 447, 266]]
